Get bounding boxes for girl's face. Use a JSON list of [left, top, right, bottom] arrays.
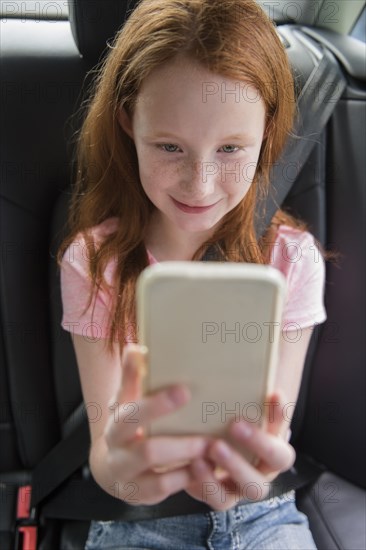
[[118, 56, 266, 246]]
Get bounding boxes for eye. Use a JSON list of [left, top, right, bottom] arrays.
[[220, 145, 240, 153], [157, 144, 181, 153]]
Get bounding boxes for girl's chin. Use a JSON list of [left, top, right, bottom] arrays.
[[173, 217, 223, 236], [151, 204, 225, 235]]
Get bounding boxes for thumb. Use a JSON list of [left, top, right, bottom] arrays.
[[264, 391, 288, 437], [116, 343, 148, 405]]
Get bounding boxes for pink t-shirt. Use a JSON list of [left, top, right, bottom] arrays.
[[60, 217, 326, 340]]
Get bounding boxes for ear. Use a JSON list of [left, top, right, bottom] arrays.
[[117, 106, 134, 140]]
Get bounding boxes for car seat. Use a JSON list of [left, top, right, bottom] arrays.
[[0, 1, 365, 549]]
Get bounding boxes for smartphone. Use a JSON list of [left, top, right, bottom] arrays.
[[136, 262, 286, 447]]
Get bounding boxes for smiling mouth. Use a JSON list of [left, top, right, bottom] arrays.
[[171, 197, 219, 214]]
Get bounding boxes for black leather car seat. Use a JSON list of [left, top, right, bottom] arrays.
[[0, 1, 365, 549]]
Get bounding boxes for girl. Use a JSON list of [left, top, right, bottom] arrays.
[[58, 0, 326, 548]]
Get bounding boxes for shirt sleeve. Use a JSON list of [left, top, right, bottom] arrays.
[[272, 227, 327, 331], [60, 234, 113, 340]]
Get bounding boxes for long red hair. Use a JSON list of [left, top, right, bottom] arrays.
[[58, 0, 299, 353]]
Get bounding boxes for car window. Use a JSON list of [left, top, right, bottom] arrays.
[[0, 0, 68, 20], [258, 0, 365, 34], [351, 5, 366, 41]]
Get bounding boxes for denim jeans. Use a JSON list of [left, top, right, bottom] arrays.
[[84, 491, 317, 550]]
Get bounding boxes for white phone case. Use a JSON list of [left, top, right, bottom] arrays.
[[136, 262, 286, 446]]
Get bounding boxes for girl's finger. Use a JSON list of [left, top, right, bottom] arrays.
[[109, 435, 209, 478], [128, 466, 194, 505], [228, 420, 295, 473], [119, 343, 148, 403], [189, 458, 243, 511], [264, 392, 291, 438], [207, 439, 267, 493], [105, 384, 191, 445]]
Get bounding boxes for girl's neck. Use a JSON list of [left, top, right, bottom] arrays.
[[144, 211, 215, 262]]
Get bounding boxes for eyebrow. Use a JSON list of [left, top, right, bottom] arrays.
[[221, 134, 252, 141], [143, 132, 253, 141], [143, 133, 177, 139]]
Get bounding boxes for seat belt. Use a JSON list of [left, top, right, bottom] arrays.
[[27, 30, 346, 522], [255, 28, 347, 237]]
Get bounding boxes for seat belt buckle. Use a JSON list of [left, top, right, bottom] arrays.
[[15, 485, 38, 550]]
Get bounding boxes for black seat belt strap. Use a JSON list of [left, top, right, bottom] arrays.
[[255, 27, 346, 237], [30, 412, 89, 509]]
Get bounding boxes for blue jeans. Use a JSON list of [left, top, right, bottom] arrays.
[[84, 491, 317, 549]]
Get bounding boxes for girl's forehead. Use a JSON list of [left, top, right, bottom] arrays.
[[129, 56, 266, 141], [135, 57, 260, 107]]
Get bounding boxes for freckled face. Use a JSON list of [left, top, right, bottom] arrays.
[[118, 57, 266, 240]]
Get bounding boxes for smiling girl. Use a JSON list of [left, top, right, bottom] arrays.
[[58, 1, 326, 548]]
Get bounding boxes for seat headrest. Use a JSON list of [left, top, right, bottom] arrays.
[[68, 0, 138, 60], [68, 0, 328, 61]]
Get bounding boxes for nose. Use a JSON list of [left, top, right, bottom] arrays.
[[179, 158, 216, 198]]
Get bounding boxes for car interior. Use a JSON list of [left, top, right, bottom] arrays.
[[0, 0, 365, 549]]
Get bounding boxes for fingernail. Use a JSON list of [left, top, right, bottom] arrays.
[[167, 385, 190, 406], [233, 421, 253, 439], [192, 459, 208, 477], [215, 441, 231, 460], [132, 346, 148, 378], [137, 356, 147, 378], [139, 345, 149, 356]]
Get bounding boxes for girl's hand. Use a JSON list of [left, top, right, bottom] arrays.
[[101, 344, 209, 505], [186, 393, 295, 511]]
